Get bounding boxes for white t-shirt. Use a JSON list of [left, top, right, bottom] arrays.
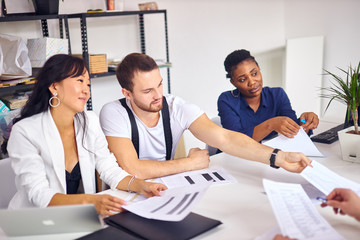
[[99, 94, 204, 160]]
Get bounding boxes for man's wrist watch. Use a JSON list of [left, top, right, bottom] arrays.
[[270, 148, 281, 169]]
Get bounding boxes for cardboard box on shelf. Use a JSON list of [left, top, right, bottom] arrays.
[[27, 38, 69, 68], [89, 54, 108, 74], [73, 54, 108, 74]]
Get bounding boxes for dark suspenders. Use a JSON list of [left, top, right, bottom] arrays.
[[119, 96, 173, 160]]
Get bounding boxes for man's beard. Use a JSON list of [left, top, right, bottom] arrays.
[[133, 97, 163, 113]]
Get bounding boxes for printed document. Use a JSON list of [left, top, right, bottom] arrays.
[[263, 127, 323, 157], [160, 168, 237, 189], [263, 179, 344, 240], [301, 160, 360, 195], [123, 183, 210, 221]]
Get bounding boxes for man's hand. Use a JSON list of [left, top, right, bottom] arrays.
[[273, 234, 296, 240], [187, 148, 210, 170], [275, 151, 312, 173], [137, 181, 168, 198]]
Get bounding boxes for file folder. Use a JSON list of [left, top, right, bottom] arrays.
[[104, 211, 222, 240], [76, 225, 142, 240]]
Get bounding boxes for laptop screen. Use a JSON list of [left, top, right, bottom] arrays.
[[0, 204, 102, 237]]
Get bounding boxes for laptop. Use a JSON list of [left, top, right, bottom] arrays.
[[0, 204, 102, 237]]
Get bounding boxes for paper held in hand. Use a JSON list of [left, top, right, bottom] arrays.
[[123, 183, 211, 222], [263, 127, 324, 157]]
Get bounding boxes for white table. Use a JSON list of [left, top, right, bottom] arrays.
[[192, 121, 360, 240], [2, 121, 360, 240]]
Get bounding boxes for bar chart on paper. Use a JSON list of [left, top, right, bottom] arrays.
[[123, 184, 211, 221], [160, 168, 237, 189]]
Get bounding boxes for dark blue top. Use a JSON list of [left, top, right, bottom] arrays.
[[217, 87, 298, 141], [66, 161, 82, 194]]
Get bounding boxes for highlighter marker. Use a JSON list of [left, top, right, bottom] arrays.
[[316, 197, 327, 203], [300, 119, 306, 124]]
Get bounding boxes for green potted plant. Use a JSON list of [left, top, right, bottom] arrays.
[[321, 61, 360, 163]]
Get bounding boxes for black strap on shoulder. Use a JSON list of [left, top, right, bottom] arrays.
[[119, 97, 172, 160], [120, 98, 140, 157], [161, 96, 173, 160]]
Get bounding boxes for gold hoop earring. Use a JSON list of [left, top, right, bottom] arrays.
[[49, 92, 60, 107], [231, 90, 239, 98]]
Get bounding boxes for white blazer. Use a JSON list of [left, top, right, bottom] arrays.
[[7, 109, 128, 209]]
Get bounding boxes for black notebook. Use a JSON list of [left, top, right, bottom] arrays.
[[104, 211, 222, 240]]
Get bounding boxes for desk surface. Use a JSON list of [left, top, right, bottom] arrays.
[[2, 121, 360, 240], [193, 121, 360, 240]]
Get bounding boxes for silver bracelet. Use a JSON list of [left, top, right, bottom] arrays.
[[127, 175, 137, 192]]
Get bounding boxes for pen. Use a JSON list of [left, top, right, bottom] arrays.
[[300, 119, 306, 124], [316, 197, 327, 203]]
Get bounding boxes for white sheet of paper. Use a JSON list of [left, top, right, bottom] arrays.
[[263, 127, 323, 157], [255, 225, 282, 240], [301, 160, 360, 195], [301, 182, 326, 204], [123, 183, 210, 221], [263, 179, 344, 240], [160, 168, 237, 189]]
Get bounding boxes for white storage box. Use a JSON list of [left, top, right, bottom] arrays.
[[27, 38, 69, 68]]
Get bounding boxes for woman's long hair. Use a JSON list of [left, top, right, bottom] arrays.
[[14, 54, 89, 123], [2, 54, 91, 155]]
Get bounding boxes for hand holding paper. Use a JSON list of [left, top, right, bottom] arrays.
[[263, 179, 344, 240], [301, 160, 360, 195], [263, 127, 323, 157], [123, 183, 211, 221]]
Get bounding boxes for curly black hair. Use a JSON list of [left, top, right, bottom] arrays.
[[224, 49, 258, 79]]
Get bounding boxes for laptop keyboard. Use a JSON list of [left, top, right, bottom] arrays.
[[310, 123, 347, 144]]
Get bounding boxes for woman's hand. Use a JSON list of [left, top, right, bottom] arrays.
[[270, 117, 300, 138], [87, 194, 127, 216], [299, 112, 319, 132], [321, 188, 360, 221]]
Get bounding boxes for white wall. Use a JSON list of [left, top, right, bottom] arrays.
[[1, 0, 359, 152], [284, 0, 360, 123], [285, 36, 324, 117]]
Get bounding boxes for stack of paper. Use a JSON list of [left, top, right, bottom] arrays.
[[0, 75, 34, 88]]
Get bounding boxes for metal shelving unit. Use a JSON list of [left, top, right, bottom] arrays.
[[67, 10, 171, 110], [0, 14, 71, 106], [0, 14, 71, 52], [0, 10, 171, 111]]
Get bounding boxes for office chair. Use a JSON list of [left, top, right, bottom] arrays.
[[0, 158, 16, 208], [205, 116, 222, 156]]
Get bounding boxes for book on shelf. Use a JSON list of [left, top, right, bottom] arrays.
[[1, 92, 30, 110], [155, 59, 172, 68], [0, 76, 35, 88], [107, 59, 172, 72]]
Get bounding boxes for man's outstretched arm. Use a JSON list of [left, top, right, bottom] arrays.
[[189, 114, 311, 173]]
